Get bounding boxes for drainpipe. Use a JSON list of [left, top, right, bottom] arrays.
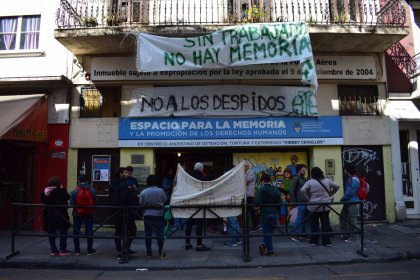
[[389, 114, 407, 221]]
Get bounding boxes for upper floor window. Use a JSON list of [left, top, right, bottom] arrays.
[[0, 15, 41, 51], [79, 86, 121, 118], [338, 85, 382, 116]]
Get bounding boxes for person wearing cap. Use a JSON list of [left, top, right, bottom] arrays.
[[245, 161, 259, 232]]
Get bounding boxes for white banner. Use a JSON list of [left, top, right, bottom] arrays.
[[128, 85, 317, 117], [137, 22, 317, 90], [170, 162, 245, 218]]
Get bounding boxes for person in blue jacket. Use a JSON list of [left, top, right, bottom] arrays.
[[339, 164, 360, 243]]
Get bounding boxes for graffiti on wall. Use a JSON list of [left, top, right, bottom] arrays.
[[342, 147, 378, 166]]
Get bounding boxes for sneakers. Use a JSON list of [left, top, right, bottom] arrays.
[[258, 243, 266, 255], [87, 249, 98, 256], [184, 244, 193, 250], [291, 236, 301, 242], [50, 252, 59, 256], [267, 251, 274, 256], [196, 244, 211, 251], [323, 243, 332, 247], [74, 250, 81, 256], [159, 252, 167, 260], [344, 239, 353, 243], [127, 249, 137, 255], [116, 253, 123, 260], [236, 240, 242, 245], [59, 250, 72, 256], [146, 255, 153, 260], [309, 243, 317, 246], [251, 228, 259, 233], [224, 241, 238, 247]]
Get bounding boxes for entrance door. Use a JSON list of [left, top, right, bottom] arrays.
[[0, 141, 36, 229], [399, 127, 420, 216], [77, 148, 120, 225], [342, 146, 386, 221], [155, 148, 233, 182]]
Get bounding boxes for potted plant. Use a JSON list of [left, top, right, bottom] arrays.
[[242, 5, 270, 23], [104, 13, 123, 26], [82, 16, 98, 27]]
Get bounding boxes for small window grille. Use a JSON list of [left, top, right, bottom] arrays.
[[338, 85, 381, 116]]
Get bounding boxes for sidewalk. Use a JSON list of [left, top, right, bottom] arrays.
[[1, 220, 420, 270]]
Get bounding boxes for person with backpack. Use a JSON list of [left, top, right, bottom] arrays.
[[340, 164, 360, 243], [41, 176, 71, 256], [69, 174, 97, 255]]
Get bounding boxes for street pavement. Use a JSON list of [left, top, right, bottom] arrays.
[[1, 220, 420, 270]]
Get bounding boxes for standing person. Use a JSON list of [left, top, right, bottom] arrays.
[[69, 174, 97, 256], [245, 162, 259, 232], [184, 162, 211, 251], [223, 164, 242, 248], [139, 174, 167, 259], [287, 155, 299, 177], [301, 167, 340, 247], [109, 167, 137, 260], [289, 164, 308, 241], [256, 173, 281, 256], [41, 176, 71, 256], [125, 165, 140, 254], [340, 164, 360, 243]]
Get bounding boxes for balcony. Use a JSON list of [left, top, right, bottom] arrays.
[[54, 0, 409, 56]]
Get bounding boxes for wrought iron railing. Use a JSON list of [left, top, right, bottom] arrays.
[[338, 95, 382, 116], [412, 52, 420, 78], [387, 42, 418, 78], [56, 0, 407, 28]]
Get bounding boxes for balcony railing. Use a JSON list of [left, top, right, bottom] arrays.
[[56, 0, 407, 28], [387, 42, 419, 78]]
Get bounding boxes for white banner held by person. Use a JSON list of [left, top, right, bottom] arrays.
[[137, 22, 318, 90], [170, 161, 245, 218]]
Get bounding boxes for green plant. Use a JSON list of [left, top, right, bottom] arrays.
[[82, 16, 98, 27], [242, 5, 270, 23], [333, 12, 349, 24], [104, 13, 123, 26]]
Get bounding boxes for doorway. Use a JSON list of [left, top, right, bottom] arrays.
[[155, 148, 233, 182]]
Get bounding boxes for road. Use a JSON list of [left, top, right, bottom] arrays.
[[1, 259, 419, 280]]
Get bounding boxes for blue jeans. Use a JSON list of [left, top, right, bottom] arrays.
[[261, 213, 278, 253], [291, 205, 308, 235], [226, 216, 241, 243], [73, 215, 94, 252], [144, 216, 164, 256]]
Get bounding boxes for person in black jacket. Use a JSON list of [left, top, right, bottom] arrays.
[[109, 167, 138, 260], [41, 176, 71, 256]]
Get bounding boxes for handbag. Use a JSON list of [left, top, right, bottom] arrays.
[[316, 179, 334, 202]]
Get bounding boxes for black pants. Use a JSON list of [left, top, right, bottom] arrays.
[[114, 210, 137, 253], [185, 218, 204, 246]]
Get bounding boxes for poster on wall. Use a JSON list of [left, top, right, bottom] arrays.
[[92, 155, 111, 182], [233, 152, 308, 188]]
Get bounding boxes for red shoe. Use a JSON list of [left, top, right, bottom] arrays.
[[59, 250, 72, 256]]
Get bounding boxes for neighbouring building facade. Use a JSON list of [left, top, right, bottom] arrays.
[[0, 0, 73, 229], [388, 0, 420, 219]]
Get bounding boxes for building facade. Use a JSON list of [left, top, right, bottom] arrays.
[[51, 0, 412, 225]]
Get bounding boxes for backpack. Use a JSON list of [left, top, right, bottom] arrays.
[[355, 176, 370, 200], [75, 186, 94, 216]]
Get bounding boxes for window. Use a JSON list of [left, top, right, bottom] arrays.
[[79, 86, 121, 118], [338, 85, 381, 116], [0, 15, 41, 51]]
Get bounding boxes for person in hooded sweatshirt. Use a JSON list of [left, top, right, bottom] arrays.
[[256, 173, 281, 256], [41, 176, 71, 256]]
